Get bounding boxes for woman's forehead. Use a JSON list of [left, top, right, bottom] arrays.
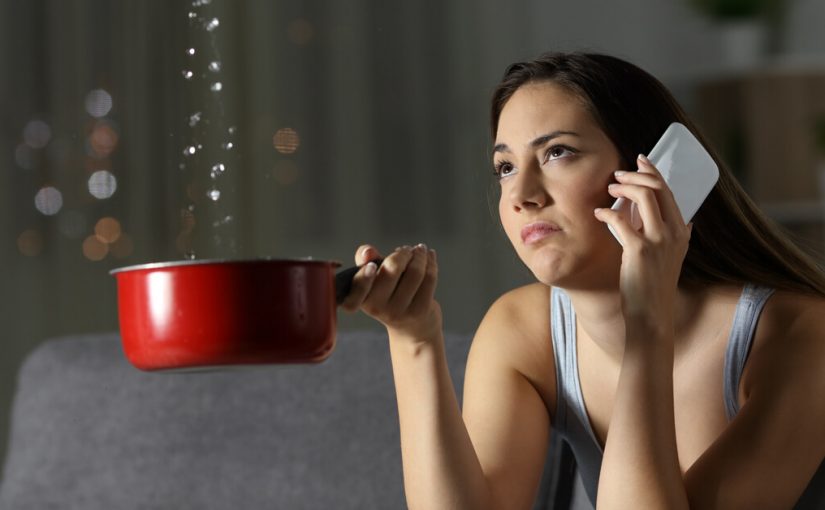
[[495, 82, 597, 146]]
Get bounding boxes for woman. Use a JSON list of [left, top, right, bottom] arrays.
[[340, 52, 825, 510]]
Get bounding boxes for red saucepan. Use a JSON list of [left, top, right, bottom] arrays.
[[110, 258, 366, 371]]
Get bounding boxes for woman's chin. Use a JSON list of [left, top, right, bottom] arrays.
[[524, 255, 567, 287]]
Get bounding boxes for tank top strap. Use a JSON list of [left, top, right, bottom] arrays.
[[723, 284, 776, 421], [550, 286, 577, 431]]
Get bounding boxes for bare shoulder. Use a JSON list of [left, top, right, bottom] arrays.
[[742, 289, 825, 404], [475, 282, 552, 358], [685, 289, 825, 507], [482, 282, 551, 331], [470, 282, 556, 414]]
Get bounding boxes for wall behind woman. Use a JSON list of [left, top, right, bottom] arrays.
[[1, 0, 824, 474]]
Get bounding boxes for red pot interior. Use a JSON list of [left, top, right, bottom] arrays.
[[112, 259, 341, 371]]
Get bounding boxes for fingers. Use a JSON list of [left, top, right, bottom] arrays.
[[354, 244, 382, 266], [338, 259, 380, 312], [604, 155, 686, 240], [340, 244, 384, 312], [408, 248, 438, 316], [389, 244, 429, 311], [636, 154, 685, 227], [342, 243, 438, 326], [365, 246, 415, 309], [595, 206, 638, 246]]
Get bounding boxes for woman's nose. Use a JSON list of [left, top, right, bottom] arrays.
[[508, 168, 547, 212]]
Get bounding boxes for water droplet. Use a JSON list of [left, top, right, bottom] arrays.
[[179, 163, 186, 170], [185, 251, 196, 260], [210, 82, 223, 92], [212, 215, 233, 227], [188, 11, 197, 19], [189, 112, 202, 127], [207, 189, 221, 201], [186, 48, 196, 56], [183, 145, 196, 156], [227, 126, 237, 135], [182, 70, 194, 80], [210, 163, 225, 178], [205, 18, 220, 31], [222, 142, 234, 150], [208, 61, 221, 72], [197, 144, 203, 150], [188, 204, 195, 212]]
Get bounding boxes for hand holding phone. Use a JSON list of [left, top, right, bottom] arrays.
[[607, 122, 719, 245]]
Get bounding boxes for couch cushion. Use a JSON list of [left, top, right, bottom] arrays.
[[0, 330, 476, 509]]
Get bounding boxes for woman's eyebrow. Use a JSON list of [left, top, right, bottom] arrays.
[[492, 130, 580, 155]]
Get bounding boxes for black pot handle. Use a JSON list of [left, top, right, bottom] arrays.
[[334, 259, 383, 305]]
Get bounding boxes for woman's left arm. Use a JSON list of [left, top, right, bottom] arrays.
[[594, 155, 825, 509], [683, 303, 825, 509]]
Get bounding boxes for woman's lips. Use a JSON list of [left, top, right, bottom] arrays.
[[521, 221, 562, 245]]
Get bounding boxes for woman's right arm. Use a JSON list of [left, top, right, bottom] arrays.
[[341, 244, 552, 510]]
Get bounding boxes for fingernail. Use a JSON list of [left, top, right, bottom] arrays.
[[416, 242, 427, 250], [364, 261, 377, 277], [608, 183, 618, 190], [638, 154, 649, 164], [614, 170, 626, 176], [594, 207, 602, 214]]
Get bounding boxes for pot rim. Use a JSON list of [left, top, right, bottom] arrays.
[[110, 257, 342, 275]]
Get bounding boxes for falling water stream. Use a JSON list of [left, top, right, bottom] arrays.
[[178, 0, 237, 260]]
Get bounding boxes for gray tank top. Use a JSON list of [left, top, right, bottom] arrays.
[[550, 284, 825, 509]]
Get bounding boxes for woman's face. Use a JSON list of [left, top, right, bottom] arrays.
[[494, 81, 624, 288]]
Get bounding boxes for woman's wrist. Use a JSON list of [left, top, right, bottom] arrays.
[[622, 321, 675, 360]]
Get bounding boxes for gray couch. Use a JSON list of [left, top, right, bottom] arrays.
[[0, 331, 585, 509]]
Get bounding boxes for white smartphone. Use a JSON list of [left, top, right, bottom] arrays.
[[607, 122, 719, 245]]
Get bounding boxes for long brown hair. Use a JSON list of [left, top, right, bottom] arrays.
[[490, 52, 825, 295]]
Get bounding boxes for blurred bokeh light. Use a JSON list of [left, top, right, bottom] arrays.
[[84, 89, 113, 118], [23, 120, 51, 149], [17, 230, 44, 257], [273, 127, 300, 154], [87, 170, 117, 199], [82, 235, 108, 261], [94, 217, 121, 244], [34, 186, 63, 216]]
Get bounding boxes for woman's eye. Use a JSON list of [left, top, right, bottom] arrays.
[[494, 161, 514, 178], [545, 145, 576, 161]]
